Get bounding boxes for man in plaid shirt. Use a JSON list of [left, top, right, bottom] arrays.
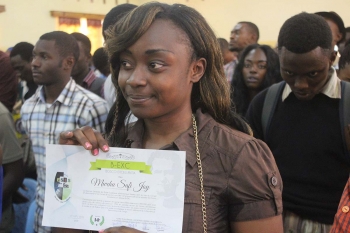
[[21, 31, 109, 233]]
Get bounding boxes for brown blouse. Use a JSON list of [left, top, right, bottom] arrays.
[[125, 109, 282, 232]]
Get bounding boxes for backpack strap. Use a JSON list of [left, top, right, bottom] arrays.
[[262, 82, 285, 140], [340, 81, 350, 159]]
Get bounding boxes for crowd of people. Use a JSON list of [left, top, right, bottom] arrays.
[[0, 2, 350, 233]]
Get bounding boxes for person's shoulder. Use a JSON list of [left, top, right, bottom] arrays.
[[73, 84, 107, 104], [207, 118, 259, 155]]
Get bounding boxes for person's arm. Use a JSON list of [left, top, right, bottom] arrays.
[[231, 215, 283, 233], [0, 107, 24, 209], [227, 139, 283, 232], [2, 158, 24, 209]]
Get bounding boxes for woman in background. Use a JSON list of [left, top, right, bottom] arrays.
[[231, 44, 282, 115]]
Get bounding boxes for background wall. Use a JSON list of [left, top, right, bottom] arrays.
[[1, 0, 349, 52]]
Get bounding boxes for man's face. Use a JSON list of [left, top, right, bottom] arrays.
[[229, 23, 254, 52], [71, 41, 90, 77], [279, 46, 334, 101], [32, 40, 66, 86], [10, 54, 33, 82]]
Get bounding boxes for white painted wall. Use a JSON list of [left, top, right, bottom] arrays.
[[1, 0, 349, 51]]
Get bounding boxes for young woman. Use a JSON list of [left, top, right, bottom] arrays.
[[231, 44, 282, 115], [58, 2, 283, 233]]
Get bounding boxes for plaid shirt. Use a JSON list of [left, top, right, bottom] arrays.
[[21, 79, 109, 232], [331, 177, 350, 233]]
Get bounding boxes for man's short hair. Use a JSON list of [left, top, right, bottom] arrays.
[[278, 12, 332, 54], [10, 42, 34, 62], [238, 21, 259, 41], [71, 32, 91, 55], [102, 3, 137, 40], [39, 31, 79, 63]]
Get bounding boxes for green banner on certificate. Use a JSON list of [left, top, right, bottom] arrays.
[[90, 160, 152, 174]]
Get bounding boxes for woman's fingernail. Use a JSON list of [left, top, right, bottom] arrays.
[[98, 230, 104, 233], [85, 142, 92, 149], [102, 145, 109, 151], [93, 148, 99, 156]]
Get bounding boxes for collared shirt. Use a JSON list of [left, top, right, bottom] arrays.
[[82, 69, 97, 89], [282, 68, 341, 101], [21, 79, 109, 232], [82, 69, 105, 98], [330, 177, 350, 233], [125, 109, 282, 232]]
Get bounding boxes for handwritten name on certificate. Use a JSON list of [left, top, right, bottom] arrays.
[[42, 144, 186, 232]]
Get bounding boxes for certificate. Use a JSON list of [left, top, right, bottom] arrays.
[[42, 144, 186, 232]]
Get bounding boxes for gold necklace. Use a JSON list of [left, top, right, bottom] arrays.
[[192, 114, 208, 233]]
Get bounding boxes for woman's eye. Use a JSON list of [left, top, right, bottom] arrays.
[[308, 71, 318, 77], [149, 62, 164, 69], [243, 64, 251, 68], [258, 65, 267, 69], [121, 61, 132, 68]]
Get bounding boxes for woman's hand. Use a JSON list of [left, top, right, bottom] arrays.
[[102, 227, 146, 233], [59, 126, 109, 156]]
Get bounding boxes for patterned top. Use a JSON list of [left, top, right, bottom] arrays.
[[82, 69, 97, 89], [330, 177, 350, 233], [223, 60, 237, 83], [21, 79, 109, 232]]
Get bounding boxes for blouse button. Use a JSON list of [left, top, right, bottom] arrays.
[[271, 176, 278, 186], [342, 206, 349, 213]]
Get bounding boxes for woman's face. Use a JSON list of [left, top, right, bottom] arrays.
[[242, 48, 267, 90], [118, 19, 204, 120]]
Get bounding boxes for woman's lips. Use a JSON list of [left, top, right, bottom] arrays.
[[127, 94, 152, 104]]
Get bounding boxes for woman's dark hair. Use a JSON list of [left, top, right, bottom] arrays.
[[104, 2, 252, 146], [231, 44, 282, 115]]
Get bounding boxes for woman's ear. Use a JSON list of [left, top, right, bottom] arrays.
[[190, 58, 207, 83]]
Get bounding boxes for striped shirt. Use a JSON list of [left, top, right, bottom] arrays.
[[21, 78, 109, 232], [82, 69, 105, 97], [330, 177, 350, 233]]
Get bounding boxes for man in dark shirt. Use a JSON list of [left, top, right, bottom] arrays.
[[246, 12, 349, 232]]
